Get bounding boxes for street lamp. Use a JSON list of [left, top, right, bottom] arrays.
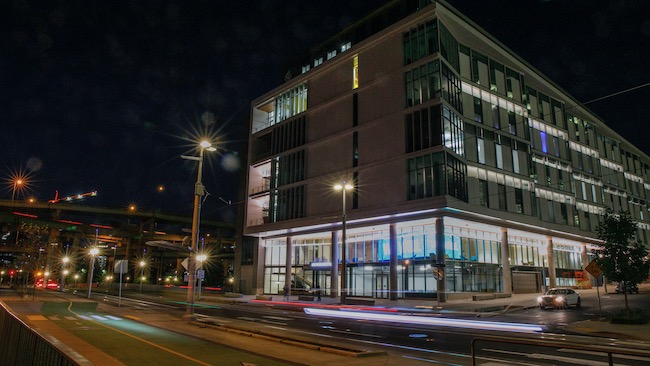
[[88, 248, 99, 299], [139, 260, 146, 292], [182, 140, 216, 319], [334, 181, 353, 305], [10, 178, 24, 208], [61, 256, 70, 291], [197, 254, 207, 300]]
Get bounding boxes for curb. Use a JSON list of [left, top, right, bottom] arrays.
[[190, 319, 386, 358]]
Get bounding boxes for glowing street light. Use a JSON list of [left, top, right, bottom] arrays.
[[181, 139, 216, 320], [334, 181, 354, 305], [139, 260, 146, 292], [87, 248, 99, 299], [61, 256, 70, 291], [10, 178, 24, 209], [197, 254, 207, 300]]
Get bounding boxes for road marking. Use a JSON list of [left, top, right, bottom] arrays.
[[262, 315, 294, 321], [402, 354, 462, 365], [260, 319, 287, 326], [27, 315, 47, 321], [329, 329, 382, 338], [124, 315, 140, 321]]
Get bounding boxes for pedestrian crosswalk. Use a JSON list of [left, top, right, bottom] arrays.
[[29, 314, 123, 322]]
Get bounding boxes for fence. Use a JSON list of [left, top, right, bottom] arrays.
[[0, 302, 81, 366]]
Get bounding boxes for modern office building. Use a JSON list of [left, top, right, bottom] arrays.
[[237, 0, 650, 301]]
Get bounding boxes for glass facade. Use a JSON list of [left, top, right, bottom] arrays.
[[261, 219, 588, 297]]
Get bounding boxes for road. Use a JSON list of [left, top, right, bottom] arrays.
[[4, 286, 650, 365]]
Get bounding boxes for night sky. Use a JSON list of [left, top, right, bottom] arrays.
[[1, 0, 649, 223]]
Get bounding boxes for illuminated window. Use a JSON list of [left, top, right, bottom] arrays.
[[353, 55, 359, 89], [540, 131, 547, 153]]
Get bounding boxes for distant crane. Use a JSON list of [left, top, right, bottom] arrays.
[[48, 190, 98, 204]]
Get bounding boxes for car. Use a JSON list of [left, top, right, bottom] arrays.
[[615, 282, 639, 294], [537, 288, 581, 309], [36, 279, 60, 290]]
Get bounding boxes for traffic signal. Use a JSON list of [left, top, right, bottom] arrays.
[[9, 270, 15, 277]]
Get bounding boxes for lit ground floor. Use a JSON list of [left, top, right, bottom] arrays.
[[241, 214, 599, 301]]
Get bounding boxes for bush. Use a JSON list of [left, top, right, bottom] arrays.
[[609, 308, 649, 325]]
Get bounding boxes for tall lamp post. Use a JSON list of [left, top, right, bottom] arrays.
[[61, 256, 69, 291], [182, 140, 216, 319], [197, 254, 207, 300], [334, 181, 353, 305], [87, 248, 99, 299], [139, 260, 146, 292], [10, 178, 24, 208]]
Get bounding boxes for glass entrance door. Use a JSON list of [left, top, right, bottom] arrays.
[[375, 273, 389, 298]]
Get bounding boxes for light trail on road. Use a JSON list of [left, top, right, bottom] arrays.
[[304, 308, 543, 333]]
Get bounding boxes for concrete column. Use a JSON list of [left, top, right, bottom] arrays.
[[581, 243, 590, 287], [330, 231, 339, 298], [435, 218, 447, 302], [500, 227, 512, 294], [389, 224, 398, 301], [254, 237, 265, 295], [285, 236, 292, 297], [547, 237, 556, 288]]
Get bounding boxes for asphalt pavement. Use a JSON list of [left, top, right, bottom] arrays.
[[3, 283, 649, 366]]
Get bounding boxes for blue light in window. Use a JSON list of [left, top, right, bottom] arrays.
[[540, 131, 548, 153]]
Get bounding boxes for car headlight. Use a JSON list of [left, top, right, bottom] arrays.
[[554, 296, 564, 303], [537, 296, 543, 302]]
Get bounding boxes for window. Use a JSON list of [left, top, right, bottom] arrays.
[[592, 185, 597, 203], [495, 141, 503, 169], [560, 203, 568, 225], [477, 137, 485, 164], [540, 131, 548, 153], [515, 188, 523, 213], [353, 55, 359, 89], [547, 200, 555, 222], [403, 20, 438, 65], [405, 60, 440, 107], [474, 97, 483, 123], [508, 111, 517, 135], [327, 50, 337, 60], [491, 105, 500, 129], [498, 184, 507, 210], [274, 83, 308, 123], [408, 152, 467, 202], [479, 179, 488, 207], [314, 57, 323, 67], [512, 141, 520, 174]]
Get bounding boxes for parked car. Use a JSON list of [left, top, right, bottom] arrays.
[[537, 288, 581, 309], [615, 282, 639, 294]]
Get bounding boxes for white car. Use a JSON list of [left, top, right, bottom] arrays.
[[537, 288, 581, 309]]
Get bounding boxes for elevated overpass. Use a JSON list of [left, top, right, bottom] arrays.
[[0, 199, 236, 286]]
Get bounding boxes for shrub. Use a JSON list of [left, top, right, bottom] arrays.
[[609, 308, 649, 325]]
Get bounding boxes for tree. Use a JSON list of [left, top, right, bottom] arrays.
[[595, 210, 650, 313]]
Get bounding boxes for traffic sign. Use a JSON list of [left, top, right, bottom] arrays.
[[433, 267, 444, 280], [114, 260, 129, 274], [585, 260, 602, 278]]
